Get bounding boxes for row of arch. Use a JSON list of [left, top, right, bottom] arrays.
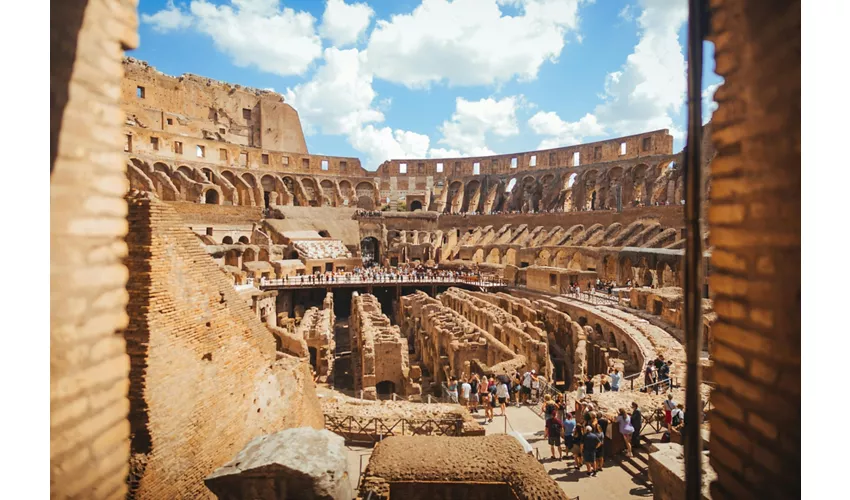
[[432, 158, 682, 214], [127, 158, 381, 209]]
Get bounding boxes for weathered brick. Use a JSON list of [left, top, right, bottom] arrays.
[[748, 411, 778, 440]]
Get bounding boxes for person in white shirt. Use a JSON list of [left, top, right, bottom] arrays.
[[663, 394, 677, 432], [610, 368, 622, 392], [461, 379, 472, 407], [496, 381, 510, 415]]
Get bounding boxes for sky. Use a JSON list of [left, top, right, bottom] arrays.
[[134, 0, 722, 170]]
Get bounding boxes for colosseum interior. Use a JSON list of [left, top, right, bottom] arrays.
[[50, 1, 800, 499]]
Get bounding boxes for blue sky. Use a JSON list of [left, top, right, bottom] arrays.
[[135, 0, 722, 169]]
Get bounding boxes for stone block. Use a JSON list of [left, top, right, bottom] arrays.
[[205, 428, 352, 500]]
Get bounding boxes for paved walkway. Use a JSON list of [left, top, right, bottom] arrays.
[[473, 404, 653, 500]]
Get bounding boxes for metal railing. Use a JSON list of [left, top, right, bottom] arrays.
[[258, 275, 509, 288], [323, 415, 464, 445]]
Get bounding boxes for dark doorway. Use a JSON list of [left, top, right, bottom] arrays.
[[263, 191, 271, 208], [205, 190, 219, 204], [376, 380, 396, 397], [325, 263, 333, 272], [590, 191, 597, 210], [410, 200, 423, 211], [308, 347, 317, 372], [361, 237, 379, 265]]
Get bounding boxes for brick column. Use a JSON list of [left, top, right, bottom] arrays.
[[706, 0, 800, 498]]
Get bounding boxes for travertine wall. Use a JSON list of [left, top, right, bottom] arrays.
[[706, 1, 800, 498], [296, 292, 336, 380], [50, 1, 139, 498], [122, 58, 309, 154], [439, 288, 552, 379], [401, 291, 527, 382], [123, 193, 323, 499], [351, 293, 419, 399]]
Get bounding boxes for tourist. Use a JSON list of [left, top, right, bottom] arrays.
[[610, 368, 621, 392], [571, 424, 585, 470], [596, 413, 610, 470], [562, 412, 577, 462], [480, 376, 493, 424], [630, 402, 643, 449], [617, 408, 635, 457], [584, 374, 594, 395], [447, 377, 459, 404], [521, 370, 533, 404], [469, 374, 480, 414], [555, 394, 566, 422], [542, 394, 556, 421], [460, 377, 472, 408], [496, 378, 510, 416], [512, 372, 523, 407], [530, 370, 540, 403], [576, 378, 587, 400], [545, 410, 564, 460], [671, 403, 685, 432], [663, 393, 677, 432], [583, 425, 603, 476], [657, 359, 671, 391], [644, 362, 656, 393], [601, 374, 611, 392], [663, 360, 674, 390]]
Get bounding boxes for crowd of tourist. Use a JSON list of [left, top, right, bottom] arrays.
[[541, 399, 645, 476], [642, 354, 675, 393], [445, 369, 548, 423], [354, 209, 383, 217], [265, 263, 491, 285], [567, 279, 618, 296]]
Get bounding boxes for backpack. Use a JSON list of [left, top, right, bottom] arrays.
[[661, 431, 671, 443], [672, 412, 682, 427]]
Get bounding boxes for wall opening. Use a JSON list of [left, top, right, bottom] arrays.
[[410, 200, 423, 211], [238, 236, 250, 244], [242, 108, 251, 120], [620, 142, 627, 155], [219, 148, 227, 161], [125, 134, 132, 153], [204, 190, 219, 205], [361, 237, 379, 265], [321, 159, 329, 171], [376, 380, 396, 397], [436, 162, 444, 173], [261, 154, 269, 165], [399, 163, 407, 174], [511, 157, 518, 169], [136, 86, 145, 98], [222, 236, 233, 244], [473, 162, 480, 175], [573, 151, 580, 166], [529, 155, 537, 167], [196, 145, 205, 158], [150, 137, 159, 151]]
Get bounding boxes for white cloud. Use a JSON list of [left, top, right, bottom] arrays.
[[592, 0, 688, 137], [435, 96, 522, 156], [349, 126, 431, 166], [702, 81, 722, 125], [618, 4, 634, 22], [320, 0, 374, 46], [141, 1, 193, 32], [142, 1, 323, 77], [530, 0, 688, 147], [284, 48, 383, 136], [366, 0, 584, 88], [528, 111, 605, 149]]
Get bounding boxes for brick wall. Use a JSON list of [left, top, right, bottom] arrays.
[[124, 193, 323, 499], [706, 0, 800, 498], [50, 1, 139, 498]]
